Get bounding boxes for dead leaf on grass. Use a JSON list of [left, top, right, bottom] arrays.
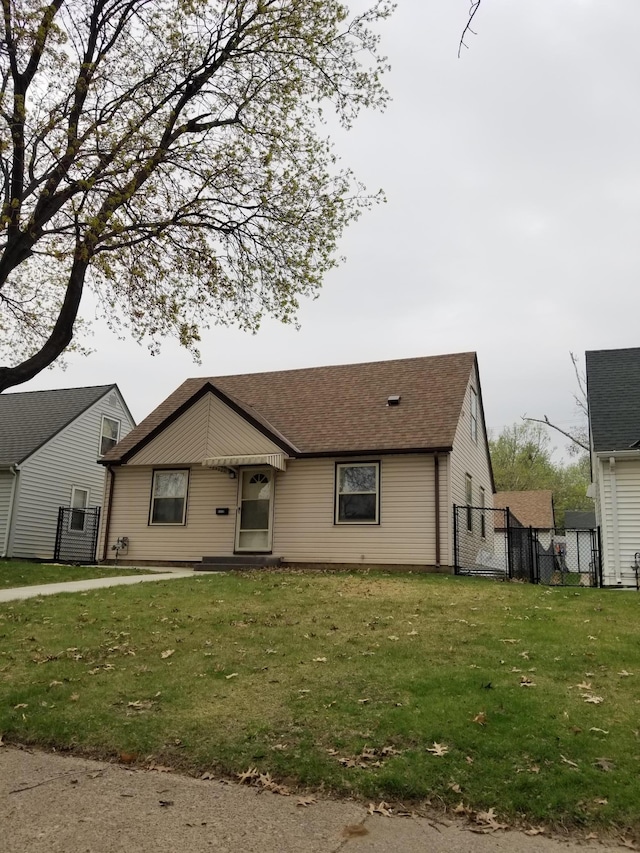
[[387, 636, 399, 641], [160, 649, 174, 659], [560, 755, 579, 768], [474, 807, 508, 832], [594, 757, 615, 772], [525, 827, 546, 836], [472, 712, 487, 726], [296, 796, 316, 807], [576, 681, 592, 690], [426, 742, 449, 757], [312, 657, 327, 663], [448, 782, 462, 793], [594, 797, 608, 805], [225, 672, 238, 680], [13, 703, 28, 709], [520, 676, 535, 687], [590, 727, 609, 734], [582, 694, 604, 704], [619, 670, 634, 677]]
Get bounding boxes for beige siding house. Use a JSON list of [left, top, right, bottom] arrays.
[[0, 385, 135, 560], [99, 353, 494, 570], [586, 348, 640, 586]]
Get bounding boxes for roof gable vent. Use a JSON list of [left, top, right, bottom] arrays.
[[387, 395, 401, 406]]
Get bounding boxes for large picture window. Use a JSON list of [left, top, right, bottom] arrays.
[[150, 470, 189, 525], [335, 462, 380, 524], [100, 415, 121, 456]]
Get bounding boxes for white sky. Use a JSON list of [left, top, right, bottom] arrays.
[[19, 0, 640, 458]]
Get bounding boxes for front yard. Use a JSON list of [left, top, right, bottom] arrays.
[[0, 570, 639, 833], [0, 560, 152, 589]]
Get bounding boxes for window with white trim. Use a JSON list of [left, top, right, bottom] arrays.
[[70, 486, 89, 532], [465, 473, 473, 532], [100, 415, 121, 456], [335, 462, 380, 524], [480, 486, 486, 538], [470, 388, 478, 443], [150, 470, 189, 525]]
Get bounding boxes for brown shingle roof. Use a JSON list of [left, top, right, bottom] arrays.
[[493, 490, 555, 529], [102, 352, 476, 463]]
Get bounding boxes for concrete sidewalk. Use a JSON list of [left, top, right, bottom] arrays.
[[0, 567, 196, 603], [1, 747, 629, 853]]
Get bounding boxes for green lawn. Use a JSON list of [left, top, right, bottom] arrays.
[[0, 560, 153, 589], [0, 571, 639, 832]]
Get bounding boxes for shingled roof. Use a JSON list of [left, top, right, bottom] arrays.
[[103, 352, 478, 463], [0, 385, 116, 466], [493, 490, 556, 529], [586, 347, 640, 452]]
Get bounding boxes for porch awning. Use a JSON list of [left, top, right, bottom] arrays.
[[202, 453, 287, 471]]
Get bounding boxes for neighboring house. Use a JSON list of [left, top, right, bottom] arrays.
[[586, 347, 640, 587], [493, 489, 556, 546], [0, 385, 135, 560], [99, 352, 494, 570]]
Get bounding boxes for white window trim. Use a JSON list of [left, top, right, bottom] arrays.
[[465, 473, 473, 532], [335, 461, 380, 525], [69, 486, 89, 533], [99, 414, 122, 457], [149, 469, 189, 526], [479, 486, 486, 539]]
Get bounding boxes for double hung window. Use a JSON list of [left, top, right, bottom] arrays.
[[150, 470, 189, 525], [335, 463, 380, 524]]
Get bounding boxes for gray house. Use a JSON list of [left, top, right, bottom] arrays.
[[0, 385, 135, 560], [586, 347, 640, 586]]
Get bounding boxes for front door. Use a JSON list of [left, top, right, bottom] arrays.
[[235, 469, 273, 552]]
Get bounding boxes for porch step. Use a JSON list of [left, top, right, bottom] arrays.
[[196, 555, 282, 572]]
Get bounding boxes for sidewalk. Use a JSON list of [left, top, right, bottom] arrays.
[[0, 567, 196, 603], [1, 746, 628, 853]]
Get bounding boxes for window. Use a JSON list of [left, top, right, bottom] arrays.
[[465, 474, 473, 532], [100, 415, 121, 456], [335, 462, 380, 524], [480, 487, 486, 538], [70, 487, 89, 532], [470, 388, 478, 443], [150, 470, 188, 525]]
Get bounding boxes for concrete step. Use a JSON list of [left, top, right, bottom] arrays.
[[196, 555, 282, 572]]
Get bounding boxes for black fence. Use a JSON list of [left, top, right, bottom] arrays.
[[54, 506, 101, 564], [453, 505, 601, 587]]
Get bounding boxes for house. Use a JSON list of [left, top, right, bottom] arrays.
[[0, 385, 135, 560], [586, 347, 640, 587], [98, 352, 494, 570], [493, 490, 555, 546]]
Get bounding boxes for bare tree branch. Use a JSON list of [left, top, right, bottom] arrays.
[[522, 415, 590, 453], [458, 0, 483, 58]]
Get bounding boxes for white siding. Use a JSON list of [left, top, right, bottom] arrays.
[[597, 456, 640, 585], [9, 389, 135, 559], [129, 393, 283, 465]]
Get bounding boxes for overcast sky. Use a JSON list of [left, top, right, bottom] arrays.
[[19, 0, 640, 459]]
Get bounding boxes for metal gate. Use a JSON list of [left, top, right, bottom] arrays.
[[453, 505, 601, 587], [53, 506, 101, 564]]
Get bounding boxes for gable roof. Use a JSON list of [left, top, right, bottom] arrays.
[[586, 347, 640, 452], [103, 352, 478, 464], [493, 490, 555, 529], [0, 385, 116, 466]]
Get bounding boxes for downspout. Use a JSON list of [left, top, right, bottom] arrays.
[[1, 465, 19, 558], [434, 453, 441, 567], [609, 457, 621, 584], [101, 465, 115, 562]]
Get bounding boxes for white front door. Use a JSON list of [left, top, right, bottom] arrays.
[[235, 469, 273, 552]]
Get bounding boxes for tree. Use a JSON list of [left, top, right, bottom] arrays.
[[490, 421, 593, 529], [0, 0, 393, 392]]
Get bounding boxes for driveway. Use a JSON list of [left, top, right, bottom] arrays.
[[1, 746, 631, 853]]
